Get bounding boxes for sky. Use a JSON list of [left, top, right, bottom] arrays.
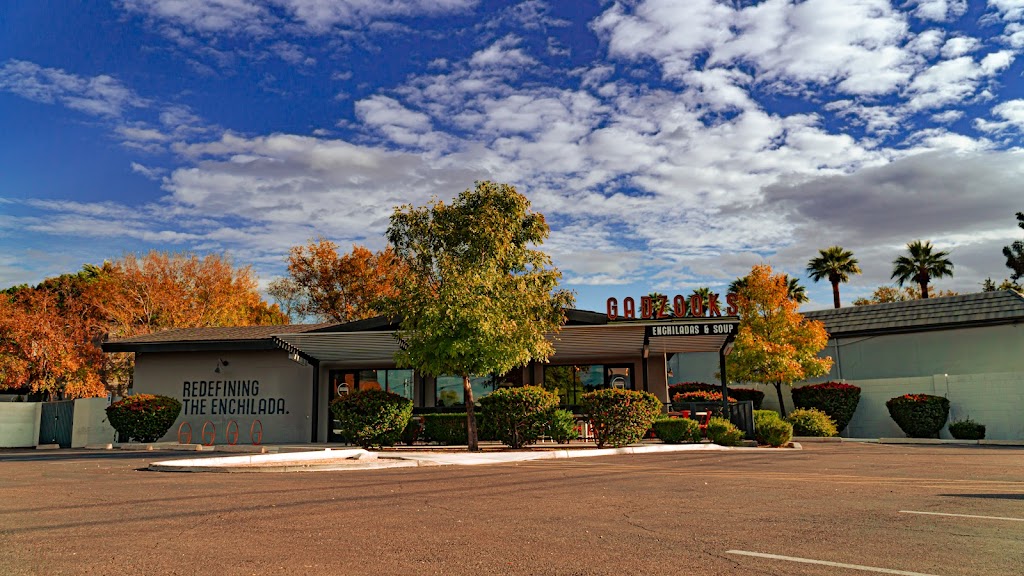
[[2, 0, 1024, 314]]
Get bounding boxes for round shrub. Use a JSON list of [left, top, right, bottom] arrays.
[[706, 417, 744, 447], [753, 409, 781, 444], [422, 413, 469, 445], [785, 408, 838, 437], [652, 418, 702, 444], [581, 388, 663, 448], [106, 394, 182, 443], [948, 419, 986, 440], [757, 418, 793, 447], [479, 386, 559, 448], [546, 409, 580, 444], [885, 394, 950, 438], [667, 382, 718, 397], [791, 382, 861, 432], [329, 389, 412, 448]]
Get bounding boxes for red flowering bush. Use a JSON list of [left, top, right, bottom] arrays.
[[673, 390, 736, 405], [581, 388, 662, 448], [885, 394, 949, 438], [792, 382, 861, 432], [669, 382, 763, 408], [106, 394, 182, 443]]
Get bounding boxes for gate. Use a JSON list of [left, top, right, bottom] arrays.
[[38, 400, 75, 448]]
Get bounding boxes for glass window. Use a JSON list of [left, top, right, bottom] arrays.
[[435, 375, 499, 406], [543, 364, 634, 405], [386, 369, 415, 400]]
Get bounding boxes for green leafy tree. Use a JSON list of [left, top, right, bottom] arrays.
[[1003, 212, 1024, 282], [807, 246, 862, 309], [384, 181, 574, 451], [891, 240, 954, 299], [726, 264, 832, 415]]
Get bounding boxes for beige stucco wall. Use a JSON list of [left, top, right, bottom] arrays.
[[669, 323, 1024, 439], [71, 398, 117, 448], [134, 350, 313, 444], [0, 402, 41, 447]]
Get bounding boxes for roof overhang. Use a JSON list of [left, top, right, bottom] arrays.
[[272, 318, 740, 364]]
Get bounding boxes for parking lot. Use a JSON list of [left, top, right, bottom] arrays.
[[1, 443, 1022, 575]]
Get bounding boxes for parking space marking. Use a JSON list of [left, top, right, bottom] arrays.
[[900, 510, 1024, 522], [725, 550, 940, 576]]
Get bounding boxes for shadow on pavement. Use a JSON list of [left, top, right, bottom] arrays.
[[940, 493, 1024, 500]]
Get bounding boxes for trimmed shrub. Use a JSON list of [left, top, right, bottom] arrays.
[[106, 394, 182, 443], [730, 388, 765, 410], [885, 394, 950, 438], [581, 388, 663, 448], [667, 382, 719, 397], [672, 390, 737, 405], [757, 418, 793, 447], [329, 389, 412, 449], [791, 382, 861, 432], [753, 409, 781, 443], [948, 418, 986, 440], [401, 417, 422, 446], [479, 386, 559, 448], [546, 409, 580, 444], [422, 413, 469, 445], [652, 418, 702, 444], [706, 417, 744, 447], [786, 408, 838, 437]]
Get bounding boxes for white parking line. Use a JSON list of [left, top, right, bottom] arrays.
[[725, 550, 940, 576], [900, 510, 1024, 522]]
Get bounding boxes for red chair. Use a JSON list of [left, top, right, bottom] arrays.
[[697, 411, 712, 438]]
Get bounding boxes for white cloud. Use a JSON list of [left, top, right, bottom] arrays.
[[940, 36, 980, 58], [911, 0, 967, 21], [0, 60, 146, 117]]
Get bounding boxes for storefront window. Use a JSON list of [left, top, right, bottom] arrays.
[[543, 364, 633, 405], [328, 369, 415, 400], [435, 375, 499, 407]]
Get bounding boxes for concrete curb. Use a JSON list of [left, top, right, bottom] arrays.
[[792, 436, 843, 443], [149, 448, 379, 472]]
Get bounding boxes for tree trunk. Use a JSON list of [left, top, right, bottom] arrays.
[[774, 382, 787, 416], [920, 280, 930, 299], [831, 281, 841, 309], [463, 374, 479, 452]]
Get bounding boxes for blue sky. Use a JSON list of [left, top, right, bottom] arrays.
[[2, 0, 1024, 313]]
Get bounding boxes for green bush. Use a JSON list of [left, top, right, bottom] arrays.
[[652, 418, 702, 444], [581, 388, 663, 448], [948, 418, 986, 440], [885, 394, 950, 438], [546, 409, 580, 444], [786, 408, 838, 437], [791, 382, 861, 432], [106, 394, 182, 443], [479, 386, 559, 448], [706, 417, 744, 446], [329, 389, 412, 449], [422, 413, 469, 445], [753, 409, 781, 443], [757, 418, 793, 447], [401, 417, 422, 446], [730, 388, 765, 410]]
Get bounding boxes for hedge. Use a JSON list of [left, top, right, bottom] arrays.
[[581, 388, 663, 448], [652, 418, 701, 444], [785, 408, 838, 437], [885, 394, 950, 438], [106, 394, 182, 443], [672, 390, 736, 405], [668, 382, 764, 409], [791, 382, 861, 432], [329, 389, 412, 448], [422, 413, 469, 445], [479, 386, 559, 448], [948, 419, 986, 440]]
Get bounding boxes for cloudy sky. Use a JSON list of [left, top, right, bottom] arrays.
[[2, 0, 1023, 312]]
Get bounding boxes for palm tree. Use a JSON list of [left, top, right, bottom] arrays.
[[785, 275, 809, 304], [689, 287, 713, 315], [807, 246, 862, 309], [891, 240, 954, 298], [728, 277, 748, 296]]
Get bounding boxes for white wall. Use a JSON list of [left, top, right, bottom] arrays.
[[133, 349, 313, 444], [71, 398, 117, 448], [0, 402, 41, 447]]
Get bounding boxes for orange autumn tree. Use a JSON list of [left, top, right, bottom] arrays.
[[268, 239, 406, 322], [726, 264, 832, 415], [0, 289, 105, 399]]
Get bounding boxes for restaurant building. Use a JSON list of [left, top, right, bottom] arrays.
[[104, 301, 740, 444]]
